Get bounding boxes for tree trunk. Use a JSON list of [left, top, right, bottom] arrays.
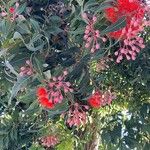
[[85, 131, 100, 150]]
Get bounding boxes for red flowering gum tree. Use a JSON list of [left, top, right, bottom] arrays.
[[0, 0, 150, 149]]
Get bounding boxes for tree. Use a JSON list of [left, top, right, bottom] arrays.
[[0, 0, 150, 149]]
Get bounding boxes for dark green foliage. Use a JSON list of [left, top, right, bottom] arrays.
[[0, 0, 150, 150]]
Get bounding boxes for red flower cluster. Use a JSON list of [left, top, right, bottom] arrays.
[[0, 2, 24, 22], [105, 0, 150, 62], [37, 87, 54, 109], [9, 7, 15, 14], [105, 0, 145, 39], [36, 71, 73, 109], [88, 91, 116, 108], [88, 91, 102, 108]]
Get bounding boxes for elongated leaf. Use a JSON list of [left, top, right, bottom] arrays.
[[13, 32, 45, 51], [16, 3, 27, 14], [9, 76, 31, 105], [48, 26, 63, 35], [94, 2, 113, 13], [17, 21, 31, 34], [101, 17, 126, 35], [19, 89, 36, 104], [84, 0, 98, 11], [0, 48, 7, 57], [5, 60, 19, 76], [30, 19, 40, 32], [24, 100, 39, 115], [32, 56, 43, 76]]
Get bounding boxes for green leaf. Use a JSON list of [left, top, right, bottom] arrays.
[[48, 26, 63, 35], [49, 16, 62, 26], [19, 89, 36, 104], [10, 128, 18, 141], [100, 17, 126, 35], [13, 32, 45, 51], [16, 21, 31, 34], [94, 2, 113, 13], [69, 27, 84, 35], [9, 76, 31, 105], [48, 100, 69, 118], [83, 0, 98, 11], [32, 55, 44, 78], [84, 0, 113, 13], [24, 100, 39, 115], [29, 143, 45, 150], [16, 2, 27, 14], [68, 62, 84, 81], [30, 19, 40, 32], [92, 49, 105, 60], [56, 138, 74, 150]]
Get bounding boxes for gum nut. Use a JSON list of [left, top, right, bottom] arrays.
[[27, 71, 32, 75], [26, 60, 31, 65], [91, 48, 95, 53], [63, 70, 68, 75], [95, 44, 100, 49], [114, 51, 119, 56], [20, 66, 25, 71], [85, 43, 90, 48]]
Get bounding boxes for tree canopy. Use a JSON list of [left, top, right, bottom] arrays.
[[0, 0, 150, 150]]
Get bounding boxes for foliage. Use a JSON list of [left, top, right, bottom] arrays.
[[0, 0, 150, 150]]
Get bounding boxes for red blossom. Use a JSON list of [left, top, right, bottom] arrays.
[[36, 87, 54, 109], [105, 0, 150, 62], [105, 0, 145, 39], [9, 7, 15, 14], [88, 91, 102, 108], [38, 97, 54, 109], [36, 87, 47, 97], [36, 72, 73, 109], [88, 91, 116, 108]]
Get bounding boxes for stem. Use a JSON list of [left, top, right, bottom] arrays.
[[84, 112, 101, 150]]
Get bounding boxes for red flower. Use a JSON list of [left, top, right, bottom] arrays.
[[88, 91, 102, 108], [36, 87, 54, 109], [36, 87, 47, 97], [105, 0, 145, 39], [9, 7, 15, 14], [38, 97, 54, 109]]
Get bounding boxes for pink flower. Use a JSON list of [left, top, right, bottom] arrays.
[[66, 103, 87, 127], [82, 13, 107, 53], [101, 91, 116, 106], [105, 0, 145, 39], [19, 60, 34, 76], [88, 90, 116, 108], [40, 135, 59, 148], [48, 74, 73, 104], [1, 11, 7, 17], [38, 72, 73, 106], [105, 0, 150, 62]]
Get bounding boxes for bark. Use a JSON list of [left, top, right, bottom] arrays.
[[84, 131, 100, 150]]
